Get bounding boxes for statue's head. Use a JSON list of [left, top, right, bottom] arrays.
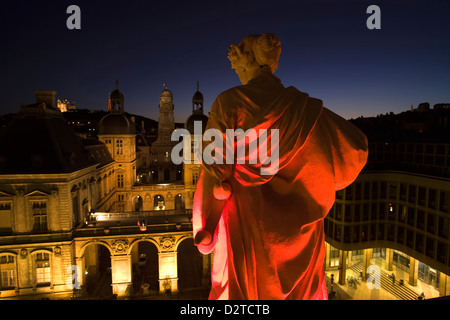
[[227, 33, 281, 85]]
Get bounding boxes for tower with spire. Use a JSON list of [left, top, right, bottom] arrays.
[[108, 80, 124, 113]]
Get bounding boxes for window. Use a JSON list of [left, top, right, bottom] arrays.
[[355, 183, 361, 200], [407, 207, 415, 226], [116, 139, 123, 155], [351, 250, 363, 261], [380, 182, 387, 199], [0, 201, 12, 234], [389, 183, 397, 200], [409, 185, 416, 203], [426, 237, 435, 258], [192, 171, 199, 185], [438, 216, 449, 239], [32, 201, 47, 232], [346, 184, 353, 200], [400, 183, 407, 201], [35, 253, 51, 286], [427, 213, 436, 234], [1, 270, 15, 289], [335, 203, 342, 221], [0, 255, 15, 289], [397, 227, 405, 243], [372, 248, 385, 258], [440, 191, 449, 213], [400, 205, 407, 222], [329, 247, 340, 268], [364, 182, 370, 200], [345, 205, 352, 222], [0, 202, 11, 210], [417, 210, 425, 230], [117, 174, 124, 188], [428, 189, 437, 209], [418, 187, 426, 206], [372, 182, 379, 199]]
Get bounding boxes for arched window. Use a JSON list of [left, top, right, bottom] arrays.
[[35, 252, 51, 287], [176, 168, 183, 181], [175, 194, 184, 210], [151, 169, 158, 182], [135, 196, 143, 211], [164, 169, 170, 181], [153, 195, 165, 210], [0, 254, 16, 289]]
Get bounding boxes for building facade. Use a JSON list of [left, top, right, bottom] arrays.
[[0, 84, 211, 299], [324, 108, 450, 297]]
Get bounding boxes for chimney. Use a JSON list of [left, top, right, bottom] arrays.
[[34, 90, 57, 109]]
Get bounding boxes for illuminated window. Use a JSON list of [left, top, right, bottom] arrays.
[[35, 253, 51, 286], [0, 202, 11, 210], [0, 255, 15, 289], [192, 171, 199, 185], [329, 247, 339, 268], [32, 201, 47, 232], [116, 139, 123, 155]]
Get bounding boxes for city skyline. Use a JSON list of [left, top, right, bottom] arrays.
[[1, 0, 450, 122]]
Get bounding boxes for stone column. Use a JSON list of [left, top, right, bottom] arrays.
[[324, 242, 331, 270], [385, 248, 394, 271], [158, 251, 178, 294], [76, 257, 85, 288], [338, 250, 347, 285], [362, 248, 373, 280], [111, 254, 132, 297], [409, 257, 418, 286]]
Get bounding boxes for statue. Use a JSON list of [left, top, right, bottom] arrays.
[[192, 33, 368, 300]]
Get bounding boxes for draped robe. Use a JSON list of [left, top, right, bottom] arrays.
[[192, 72, 368, 300]]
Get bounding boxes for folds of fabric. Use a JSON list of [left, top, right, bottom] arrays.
[[192, 73, 368, 300]]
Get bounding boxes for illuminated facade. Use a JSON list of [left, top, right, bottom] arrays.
[[0, 85, 210, 299]]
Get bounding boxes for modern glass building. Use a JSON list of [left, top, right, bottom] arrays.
[[324, 107, 450, 297]]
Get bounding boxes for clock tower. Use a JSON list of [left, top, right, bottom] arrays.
[[157, 85, 175, 143]]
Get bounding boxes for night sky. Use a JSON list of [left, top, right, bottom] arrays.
[[1, 0, 449, 122]]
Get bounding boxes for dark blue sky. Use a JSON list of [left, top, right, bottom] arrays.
[[1, 0, 449, 121]]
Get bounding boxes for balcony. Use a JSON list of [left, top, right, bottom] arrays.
[[74, 209, 193, 238]]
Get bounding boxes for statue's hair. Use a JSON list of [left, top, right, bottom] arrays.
[[228, 33, 281, 73]]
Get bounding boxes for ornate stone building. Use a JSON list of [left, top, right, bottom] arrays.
[[0, 84, 210, 299]]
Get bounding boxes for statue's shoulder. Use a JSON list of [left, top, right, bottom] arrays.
[[216, 84, 246, 100], [286, 86, 323, 108]]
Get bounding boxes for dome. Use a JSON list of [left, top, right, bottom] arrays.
[[98, 112, 136, 135], [160, 87, 173, 98], [110, 88, 124, 100], [192, 90, 204, 103], [110, 80, 124, 100], [185, 113, 209, 134]]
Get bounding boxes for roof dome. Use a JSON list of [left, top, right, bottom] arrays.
[[110, 88, 124, 100], [98, 113, 136, 135], [192, 82, 203, 104], [160, 87, 173, 98], [110, 80, 124, 100], [192, 90, 204, 103], [185, 113, 208, 134]]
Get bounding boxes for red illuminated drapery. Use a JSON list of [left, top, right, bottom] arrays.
[[193, 72, 368, 300]]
